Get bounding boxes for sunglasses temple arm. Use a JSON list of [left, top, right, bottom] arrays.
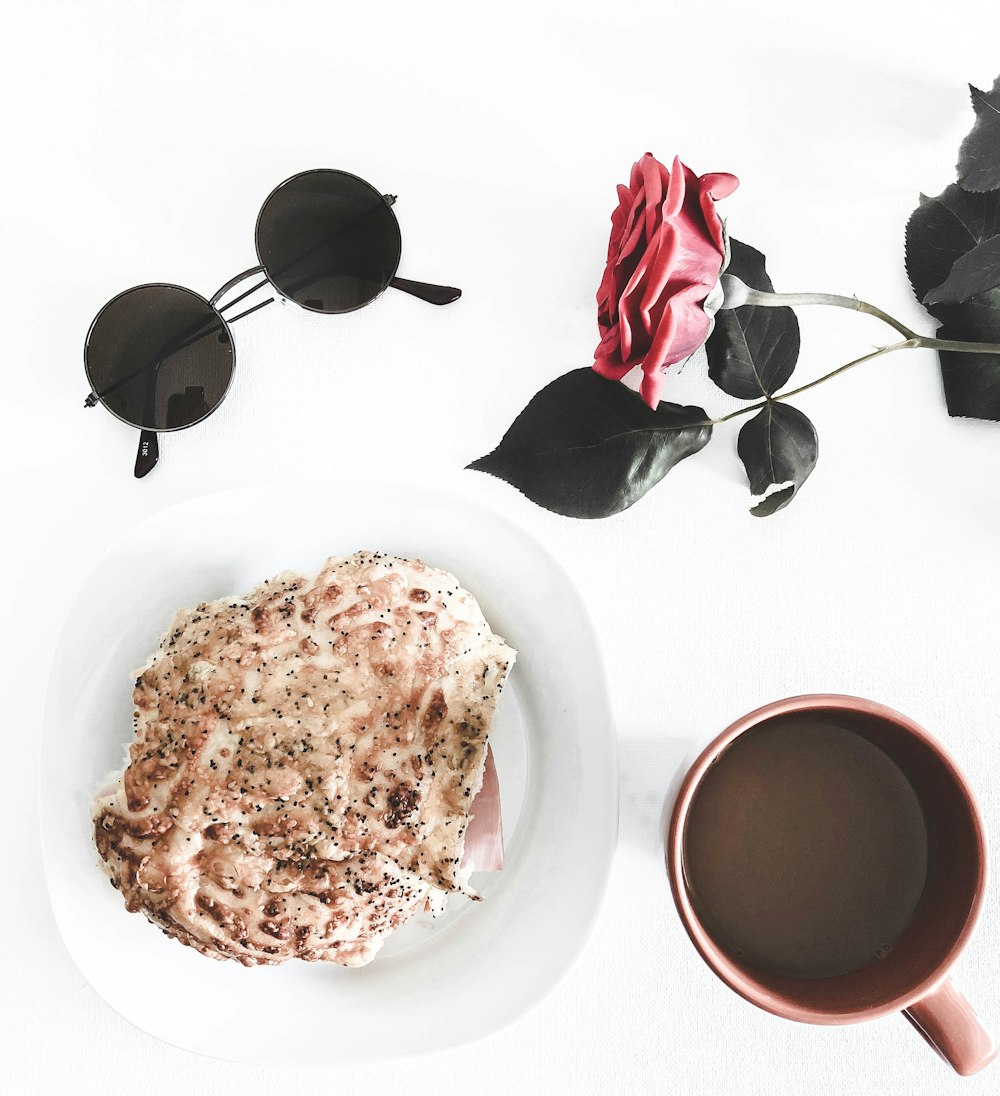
[[134, 363, 161, 478], [135, 430, 159, 478], [389, 276, 462, 306]]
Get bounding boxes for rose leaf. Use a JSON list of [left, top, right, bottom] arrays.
[[706, 238, 800, 400], [924, 234, 1000, 306], [957, 78, 1000, 193], [924, 288, 1000, 421], [748, 485, 796, 518], [930, 286, 1000, 349], [905, 184, 1000, 420], [935, 326, 1000, 421], [737, 402, 817, 517], [904, 184, 1000, 304], [467, 368, 712, 519]]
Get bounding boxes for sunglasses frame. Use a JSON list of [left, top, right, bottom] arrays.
[[255, 167, 403, 315], [84, 167, 461, 478], [84, 282, 237, 435]]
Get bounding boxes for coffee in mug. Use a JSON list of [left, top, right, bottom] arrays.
[[667, 695, 995, 1076]]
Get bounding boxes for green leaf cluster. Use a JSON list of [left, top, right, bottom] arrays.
[[906, 77, 1000, 420]]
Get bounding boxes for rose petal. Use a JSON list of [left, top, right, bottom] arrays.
[[629, 157, 645, 194], [619, 196, 648, 265], [695, 169, 738, 254], [646, 281, 712, 368], [620, 239, 658, 331], [701, 171, 739, 200], [663, 156, 687, 219], [640, 153, 663, 241], [638, 222, 681, 321], [593, 352, 632, 382], [618, 293, 634, 360]]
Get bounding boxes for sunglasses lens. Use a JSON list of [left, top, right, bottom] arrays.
[[85, 285, 234, 430], [255, 169, 401, 313]]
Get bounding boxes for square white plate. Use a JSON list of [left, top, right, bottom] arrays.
[[42, 482, 617, 1063]]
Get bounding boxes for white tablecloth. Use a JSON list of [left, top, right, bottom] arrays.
[[3, 2, 998, 1092]]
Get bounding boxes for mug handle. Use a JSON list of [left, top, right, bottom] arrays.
[[903, 979, 997, 1075]]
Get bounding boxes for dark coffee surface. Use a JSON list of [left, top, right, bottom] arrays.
[[684, 718, 928, 979]]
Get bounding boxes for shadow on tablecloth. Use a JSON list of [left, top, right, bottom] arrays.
[[618, 735, 698, 860]]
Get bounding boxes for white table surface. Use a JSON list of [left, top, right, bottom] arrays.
[[3, 2, 999, 1092]]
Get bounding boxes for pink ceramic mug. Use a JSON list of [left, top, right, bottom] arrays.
[[666, 694, 996, 1076]]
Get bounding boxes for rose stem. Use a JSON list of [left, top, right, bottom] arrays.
[[706, 343, 907, 425], [705, 276, 1000, 427], [719, 275, 922, 338]]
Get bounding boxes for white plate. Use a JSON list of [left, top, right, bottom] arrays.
[[42, 483, 617, 1063]]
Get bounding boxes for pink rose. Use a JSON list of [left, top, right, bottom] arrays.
[[593, 153, 739, 408]]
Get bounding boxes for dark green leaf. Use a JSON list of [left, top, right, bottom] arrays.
[[957, 78, 1000, 193], [750, 485, 796, 518], [467, 368, 712, 518], [737, 402, 817, 517], [904, 184, 1000, 303], [931, 286, 1000, 346], [706, 238, 800, 400], [936, 326, 1000, 420], [924, 234, 1000, 306], [905, 184, 1000, 420]]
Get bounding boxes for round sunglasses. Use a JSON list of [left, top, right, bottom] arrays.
[[83, 168, 461, 477]]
